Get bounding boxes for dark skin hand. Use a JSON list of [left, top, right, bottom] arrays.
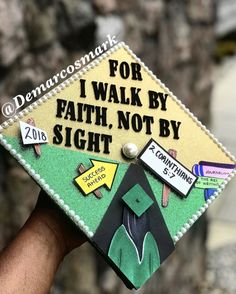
[[0, 190, 86, 294]]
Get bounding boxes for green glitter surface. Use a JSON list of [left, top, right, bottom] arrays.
[[4, 135, 205, 237], [147, 172, 205, 237], [5, 135, 128, 233]]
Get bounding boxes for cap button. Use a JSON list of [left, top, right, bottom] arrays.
[[122, 143, 138, 159]]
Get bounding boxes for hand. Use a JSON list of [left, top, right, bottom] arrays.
[[0, 190, 86, 294], [33, 190, 86, 254]]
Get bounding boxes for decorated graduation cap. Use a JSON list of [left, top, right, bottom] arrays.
[[0, 41, 236, 289]]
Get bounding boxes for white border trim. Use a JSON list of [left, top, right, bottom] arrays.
[[0, 42, 236, 242]]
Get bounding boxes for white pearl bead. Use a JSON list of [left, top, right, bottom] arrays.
[[122, 143, 138, 159]]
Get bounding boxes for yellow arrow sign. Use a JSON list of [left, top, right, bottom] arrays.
[[75, 160, 118, 195]]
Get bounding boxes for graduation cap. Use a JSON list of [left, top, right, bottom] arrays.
[[0, 41, 235, 289]]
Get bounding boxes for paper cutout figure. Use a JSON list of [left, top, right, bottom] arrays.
[[193, 161, 236, 202], [20, 121, 48, 146], [139, 139, 197, 197], [108, 225, 160, 289], [77, 163, 102, 199], [122, 184, 154, 217], [92, 164, 175, 289], [193, 161, 235, 179], [195, 176, 224, 189], [74, 160, 118, 196]]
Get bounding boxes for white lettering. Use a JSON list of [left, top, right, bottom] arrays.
[[13, 95, 25, 109]]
